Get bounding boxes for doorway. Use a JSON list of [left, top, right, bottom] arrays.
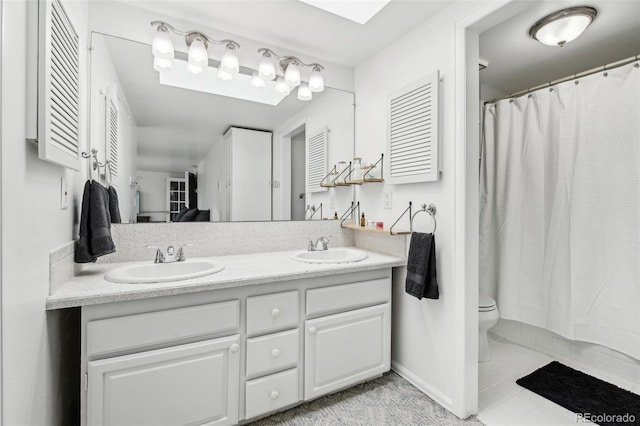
[[290, 129, 306, 221]]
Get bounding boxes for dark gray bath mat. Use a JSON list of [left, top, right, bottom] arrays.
[[516, 361, 640, 425]]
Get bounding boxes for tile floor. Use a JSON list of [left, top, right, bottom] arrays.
[[478, 333, 640, 426]]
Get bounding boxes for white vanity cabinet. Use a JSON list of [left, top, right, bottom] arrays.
[[87, 336, 240, 426], [80, 268, 393, 426], [304, 278, 391, 400]]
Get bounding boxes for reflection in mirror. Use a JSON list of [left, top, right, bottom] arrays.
[[89, 33, 355, 223]]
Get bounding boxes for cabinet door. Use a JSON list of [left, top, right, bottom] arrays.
[[88, 336, 240, 426], [304, 303, 390, 400]]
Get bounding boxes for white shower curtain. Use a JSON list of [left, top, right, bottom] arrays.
[[480, 61, 640, 360]]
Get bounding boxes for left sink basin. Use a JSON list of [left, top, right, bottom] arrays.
[[105, 259, 225, 284]]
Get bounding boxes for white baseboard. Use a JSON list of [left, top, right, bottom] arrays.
[[391, 361, 454, 412]]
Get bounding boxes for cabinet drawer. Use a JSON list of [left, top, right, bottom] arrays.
[[87, 300, 239, 357], [306, 277, 390, 318], [247, 291, 298, 336], [245, 368, 299, 420], [246, 329, 299, 378]]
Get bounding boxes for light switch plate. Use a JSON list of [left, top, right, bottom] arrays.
[[60, 176, 69, 210], [384, 189, 392, 210]]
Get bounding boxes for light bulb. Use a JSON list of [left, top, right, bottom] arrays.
[[284, 62, 301, 87], [153, 56, 173, 72], [217, 67, 233, 81], [309, 67, 324, 92], [251, 71, 265, 88], [275, 77, 290, 94], [258, 53, 276, 81], [297, 82, 312, 101], [220, 45, 240, 75], [188, 36, 208, 74], [152, 27, 174, 60]]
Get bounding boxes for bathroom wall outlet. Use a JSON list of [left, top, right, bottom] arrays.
[[60, 176, 69, 210], [384, 189, 392, 210]]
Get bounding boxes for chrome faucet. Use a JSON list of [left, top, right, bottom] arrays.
[[304, 236, 331, 251], [146, 244, 191, 263]]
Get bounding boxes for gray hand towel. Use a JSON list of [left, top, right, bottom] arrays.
[[405, 232, 439, 300], [107, 186, 121, 223], [75, 181, 116, 263]]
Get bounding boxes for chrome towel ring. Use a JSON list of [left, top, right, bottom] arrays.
[[411, 203, 437, 234]]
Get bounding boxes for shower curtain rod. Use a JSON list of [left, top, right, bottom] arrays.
[[484, 54, 640, 105]]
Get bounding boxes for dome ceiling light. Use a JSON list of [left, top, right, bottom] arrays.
[[529, 6, 597, 47]]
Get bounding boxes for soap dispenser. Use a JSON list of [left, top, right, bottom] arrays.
[[360, 212, 365, 227]]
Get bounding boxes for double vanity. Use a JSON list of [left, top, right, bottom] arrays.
[[47, 244, 405, 425]]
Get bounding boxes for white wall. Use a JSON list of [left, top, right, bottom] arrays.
[[137, 170, 184, 222], [272, 89, 355, 220], [353, 1, 492, 417], [90, 33, 139, 222], [1, 0, 88, 424]]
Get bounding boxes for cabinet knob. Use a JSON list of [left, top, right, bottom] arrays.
[[270, 391, 279, 400], [271, 348, 280, 358], [230, 344, 239, 353], [309, 327, 317, 335], [271, 308, 280, 318]]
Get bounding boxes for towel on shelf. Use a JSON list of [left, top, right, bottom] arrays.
[[405, 232, 439, 300], [75, 180, 116, 263], [107, 186, 121, 224]]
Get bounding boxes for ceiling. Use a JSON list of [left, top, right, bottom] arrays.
[[113, 0, 453, 68], [479, 0, 640, 94], [102, 35, 334, 173]]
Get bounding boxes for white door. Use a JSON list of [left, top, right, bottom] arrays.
[[88, 336, 240, 426], [166, 177, 188, 222], [304, 304, 390, 400]]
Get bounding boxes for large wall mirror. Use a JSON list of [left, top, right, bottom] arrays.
[[88, 33, 355, 223]]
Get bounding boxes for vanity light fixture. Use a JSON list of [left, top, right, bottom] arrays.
[[255, 48, 325, 101], [150, 22, 324, 102], [151, 21, 241, 77], [529, 6, 597, 47]]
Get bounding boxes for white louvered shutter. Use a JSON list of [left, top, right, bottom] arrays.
[[38, 0, 81, 170], [106, 93, 119, 180], [306, 126, 328, 193], [387, 70, 439, 184]]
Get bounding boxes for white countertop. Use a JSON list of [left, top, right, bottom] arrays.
[[46, 248, 406, 310]]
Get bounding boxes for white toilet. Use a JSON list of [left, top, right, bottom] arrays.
[[479, 295, 499, 362]]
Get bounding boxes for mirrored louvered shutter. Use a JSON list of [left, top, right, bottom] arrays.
[[306, 126, 328, 193], [106, 92, 119, 180], [387, 70, 439, 184], [37, 0, 81, 170]]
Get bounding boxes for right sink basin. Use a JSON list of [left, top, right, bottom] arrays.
[[290, 248, 369, 264]]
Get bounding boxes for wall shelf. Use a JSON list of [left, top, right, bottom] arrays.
[[342, 223, 410, 235]]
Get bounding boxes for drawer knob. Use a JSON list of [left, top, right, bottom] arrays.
[[271, 308, 281, 318], [309, 327, 317, 335], [230, 344, 239, 353], [270, 391, 279, 400], [271, 348, 280, 358]]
